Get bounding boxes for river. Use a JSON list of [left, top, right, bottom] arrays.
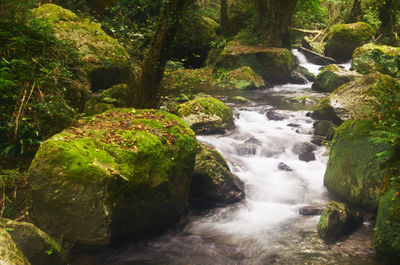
[[73, 50, 381, 265]]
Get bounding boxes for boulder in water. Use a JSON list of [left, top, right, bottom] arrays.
[[324, 119, 392, 210], [266, 110, 288, 121], [298, 47, 336, 65], [298, 152, 316, 162], [313, 120, 336, 141], [311, 73, 400, 125], [28, 109, 198, 247], [317, 201, 362, 241], [292, 142, 317, 155], [176, 96, 234, 135], [352, 43, 400, 78], [312, 64, 361, 93], [190, 145, 245, 207], [278, 162, 293, 172], [324, 22, 375, 63]]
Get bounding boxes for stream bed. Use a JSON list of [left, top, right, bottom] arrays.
[[73, 51, 382, 265]]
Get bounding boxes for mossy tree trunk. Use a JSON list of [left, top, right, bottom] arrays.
[[346, 0, 362, 23], [220, 0, 229, 36], [131, 0, 192, 108], [254, 0, 298, 48], [378, 0, 400, 45]]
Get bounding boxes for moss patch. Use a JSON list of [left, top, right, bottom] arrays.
[[352, 43, 400, 78], [28, 109, 197, 247]]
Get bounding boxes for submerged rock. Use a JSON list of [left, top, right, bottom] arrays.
[[0, 228, 30, 265], [298, 152, 316, 162], [266, 110, 288, 121], [352, 43, 400, 78], [214, 40, 297, 84], [28, 109, 198, 247], [0, 218, 66, 265], [299, 206, 323, 216], [317, 201, 362, 241], [190, 145, 245, 206], [277, 162, 293, 172], [312, 64, 361, 93], [324, 119, 391, 210], [324, 22, 375, 63], [176, 96, 234, 134]]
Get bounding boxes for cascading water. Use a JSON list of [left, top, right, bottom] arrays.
[[76, 50, 381, 265]]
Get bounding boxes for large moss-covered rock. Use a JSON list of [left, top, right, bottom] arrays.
[[175, 11, 218, 67], [312, 73, 400, 124], [163, 66, 265, 92], [312, 64, 361, 93], [324, 120, 392, 210], [176, 96, 234, 134], [33, 4, 130, 91], [374, 182, 400, 263], [324, 22, 375, 63], [28, 109, 197, 247], [0, 228, 30, 265], [352, 43, 400, 78], [190, 145, 245, 206], [98, 83, 129, 107], [317, 201, 362, 240], [214, 41, 297, 84], [0, 219, 66, 265]]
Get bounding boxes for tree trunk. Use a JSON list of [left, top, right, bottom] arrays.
[[346, 0, 362, 23], [220, 0, 229, 36], [379, 0, 399, 44], [254, 0, 298, 48], [131, 0, 191, 108]]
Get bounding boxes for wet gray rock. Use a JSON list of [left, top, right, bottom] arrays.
[[299, 152, 316, 162], [311, 136, 325, 146], [278, 162, 293, 172], [245, 137, 261, 144], [299, 206, 323, 216], [266, 110, 288, 121], [287, 123, 300, 128], [313, 120, 337, 141], [292, 142, 317, 155], [190, 145, 245, 207]]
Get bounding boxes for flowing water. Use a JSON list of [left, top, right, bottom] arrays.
[[74, 51, 381, 265]]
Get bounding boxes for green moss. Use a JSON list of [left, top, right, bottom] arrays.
[[98, 84, 129, 107], [353, 43, 400, 78], [325, 22, 375, 62], [28, 108, 198, 246], [324, 119, 391, 210], [33, 4, 129, 74], [177, 97, 232, 122], [374, 183, 400, 262], [312, 64, 360, 93]]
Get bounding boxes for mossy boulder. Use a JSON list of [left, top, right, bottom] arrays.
[[317, 201, 362, 241], [175, 11, 218, 67], [312, 73, 400, 125], [98, 83, 129, 107], [33, 4, 130, 91], [352, 43, 400, 78], [176, 96, 234, 135], [0, 218, 66, 265], [28, 109, 197, 247], [374, 182, 400, 263], [313, 120, 336, 141], [324, 119, 392, 210], [0, 228, 30, 265], [163, 66, 265, 92], [324, 22, 375, 63], [190, 145, 245, 206], [312, 64, 361, 93], [214, 41, 297, 84]]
